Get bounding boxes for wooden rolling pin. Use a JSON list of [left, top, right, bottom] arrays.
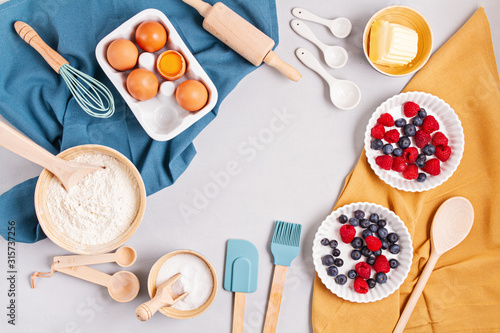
[[182, 0, 301, 81]]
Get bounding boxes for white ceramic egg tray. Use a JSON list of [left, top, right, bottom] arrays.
[[96, 8, 218, 141]]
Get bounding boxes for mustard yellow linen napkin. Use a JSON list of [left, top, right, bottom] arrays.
[[312, 8, 500, 332]]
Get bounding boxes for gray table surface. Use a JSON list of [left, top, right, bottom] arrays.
[[0, 0, 499, 332]]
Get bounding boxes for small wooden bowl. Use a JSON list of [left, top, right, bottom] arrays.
[[147, 250, 218, 319], [363, 5, 433, 77], [156, 50, 186, 81], [34, 145, 146, 255]]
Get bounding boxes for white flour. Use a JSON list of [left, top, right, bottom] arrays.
[[46, 153, 140, 245], [156, 254, 213, 311]]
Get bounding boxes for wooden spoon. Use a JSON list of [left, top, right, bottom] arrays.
[[136, 273, 188, 321], [55, 265, 140, 303], [393, 197, 474, 333], [0, 121, 103, 190], [53, 246, 137, 268]]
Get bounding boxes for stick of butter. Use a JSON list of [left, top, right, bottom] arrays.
[[369, 20, 418, 67]]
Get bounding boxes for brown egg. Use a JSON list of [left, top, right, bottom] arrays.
[[126, 69, 159, 101], [175, 80, 209, 112], [106, 39, 138, 71], [135, 21, 168, 52]]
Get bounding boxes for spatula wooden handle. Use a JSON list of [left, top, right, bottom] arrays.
[[264, 51, 302, 82], [182, 0, 212, 17], [263, 265, 288, 333], [232, 292, 245, 333], [14, 21, 68, 73]]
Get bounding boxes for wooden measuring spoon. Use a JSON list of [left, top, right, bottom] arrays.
[[56, 265, 140, 303], [393, 197, 474, 333], [54, 246, 137, 268], [0, 121, 103, 190], [136, 273, 188, 321]]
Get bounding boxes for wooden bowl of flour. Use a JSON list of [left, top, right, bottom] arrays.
[[34, 145, 146, 255]]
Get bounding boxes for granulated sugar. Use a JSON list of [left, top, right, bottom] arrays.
[[156, 254, 213, 311], [46, 153, 140, 245]]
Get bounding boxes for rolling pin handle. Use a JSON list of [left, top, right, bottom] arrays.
[[182, 0, 213, 17], [263, 51, 301, 82]]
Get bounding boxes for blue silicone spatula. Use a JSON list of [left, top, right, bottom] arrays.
[[224, 239, 259, 333], [263, 221, 302, 333]]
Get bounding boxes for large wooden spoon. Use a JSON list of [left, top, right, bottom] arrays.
[[53, 246, 137, 268], [393, 197, 474, 333], [0, 121, 103, 190]]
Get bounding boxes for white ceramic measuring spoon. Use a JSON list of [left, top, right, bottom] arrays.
[[292, 8, 352, 39], [291, 20, 348, 69], [295, 48, 361, 110]]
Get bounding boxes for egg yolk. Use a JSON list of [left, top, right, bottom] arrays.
[[159, 53, 183, 76]]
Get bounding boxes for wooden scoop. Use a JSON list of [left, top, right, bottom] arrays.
[[136, 273, 188, 321], [53, 246, 137, 268], [0, 121, 103, 190], [393, 197, 474, 333], [55, 265, 140, 303]]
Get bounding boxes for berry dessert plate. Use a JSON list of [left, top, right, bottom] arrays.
[[364, 91, 464, 192], [313, 202, 413, 303]]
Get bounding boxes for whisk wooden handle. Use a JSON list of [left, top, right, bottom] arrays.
[[14, 21, 68, 73]]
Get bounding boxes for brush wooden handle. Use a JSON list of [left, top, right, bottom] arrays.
[[232, 292, 245, 333], [263, 265, 288, 333], [14, 21, 68, 73], [263, 51, 301, 82]]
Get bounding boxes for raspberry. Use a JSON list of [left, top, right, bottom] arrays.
[[402, 147, 418, 164], [384, 129, 400, 143], [392, 156, 408, 172], [432, 132, 449, 146], [365, 236, 382, 251], [415, 130, 431, 148], [339, 225, 356, 244], [402, 164, 419, 180], [422, 158, 441, 175], [435, 145, 451, 162], [371, 124, 385, 140], [377, 113, 395, 127], [355, 262, 371, 279], [354, 277, 369, 294], [422, 115, 440, 134], [375, 155, 393, 170], [373, 255, 391, 273], [404, 101, 420, 117]]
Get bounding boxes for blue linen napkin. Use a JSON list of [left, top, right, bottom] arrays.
[[0, 0, 279, 243]]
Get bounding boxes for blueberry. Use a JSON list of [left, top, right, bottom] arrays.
[[360, 219, 371, 228], [377, 227, 388, 239], [398, 136, 411, 149], [382, 144, 394, 155], [329, 240, 338, 248], [368, 224, 378, 233], [423, 144, 436, 156], [371, 139, 384, 150], [389, 259, 399, 269], [381, 238, 390, 250], [367, 279, 377, 289], [377, 219, 387, 228], [366, 255, 376, 265], [373, 249, 382, 256], [404, 124, 416, 137], [362, 229, 373, 239], [338, 214, 348, 224], [412, 116, 423, 126], [416, 154, 427, 168], [395, 118, 407, 127], [387, 233, 399, 243], [326, 266, 338, 277], [321, 238, 330, 246], [335, 274, 348, 285], [417, 173, 427, 182], [351, 250, 362, 260], [376, 272, 387, 284], [361, 246, 372, 257], [354, 210, 365, 219], [351, 237, 363, 249], [347, 269, 357, 279], [418, 108, 427, 118], [334, 258, 344, 267], [369, 213, 379, 223], [322, 255, 334, 266], [393, 148, 403, 157], [389, 244, 401, 254], [332, 248, 341, 257], [349, 217, 360, 227]]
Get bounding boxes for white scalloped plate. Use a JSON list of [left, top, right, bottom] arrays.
[[313, 202, 413, 303], [364, 91, 464, 192]]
